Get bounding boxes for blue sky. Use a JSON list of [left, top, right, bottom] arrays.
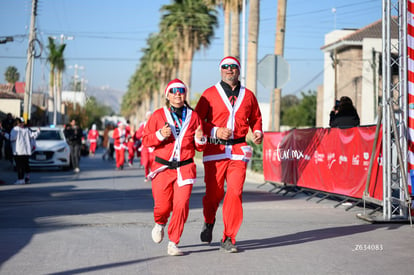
[[0, 0, 381, 103]]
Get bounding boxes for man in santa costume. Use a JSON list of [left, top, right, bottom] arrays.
[[143, 79, 206, 256], [113, 121, 127, 170], [195, 56, 263, 253], [87, 124, 99, 156]]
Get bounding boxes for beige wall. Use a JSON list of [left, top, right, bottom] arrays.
[[0, 99, 21, 117]]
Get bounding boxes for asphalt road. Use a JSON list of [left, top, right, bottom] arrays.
[[1, 149, 413, 275]]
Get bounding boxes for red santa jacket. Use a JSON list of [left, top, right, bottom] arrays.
[[195, 82, 262, 162], [142, 106, 206, 186], [87, 129, 99, 143], [113, 127, 127, 150]]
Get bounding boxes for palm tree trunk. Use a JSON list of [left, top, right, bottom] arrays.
[[231, 6, 240, 58], [48, 71, 55, 124], [246, 0, 259, 95], [224, 5, 231, 56], [57, 70, 62, 124], [53, 73, 58, 125]]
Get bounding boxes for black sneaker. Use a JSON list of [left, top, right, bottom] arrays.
[[200, 221, 215, 243], [220, 237, 238, 253]]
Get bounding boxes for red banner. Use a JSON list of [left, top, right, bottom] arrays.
[[263, 126, 383, 200]]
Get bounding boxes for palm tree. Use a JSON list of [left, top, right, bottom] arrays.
[[246, 0, 259, 95], [4, 66, 20, 92], [160, 0, 218, 99], [47, 37, 66, 125], [229, 0, 242, 58]]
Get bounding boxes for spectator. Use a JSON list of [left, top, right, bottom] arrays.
[[3, 117, 39, 184], [0, 120, 3, 159], [2, 113, 14, 161], [329, 96, 360, 129], [64, 119, 83, 173]]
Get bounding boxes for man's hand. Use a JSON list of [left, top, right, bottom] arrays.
[[253, 131, 263, 144], [195, 124, 204, 140], [216, 127, 232, 140]]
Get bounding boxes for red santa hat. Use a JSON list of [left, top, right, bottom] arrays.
[[219, 56, 240, 71], [164, 78, 187, 97]]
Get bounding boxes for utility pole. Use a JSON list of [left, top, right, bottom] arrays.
[[270, 0, 287, 131], [23, 0, 37, 122]]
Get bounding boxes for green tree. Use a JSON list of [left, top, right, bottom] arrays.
[[281, 90, 316, 127], [123, 0, 218, 122], [4, 66, 20, 84], [160, 0, 217, 99]]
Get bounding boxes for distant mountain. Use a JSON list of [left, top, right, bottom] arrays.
[[86, 85, 125, 114]]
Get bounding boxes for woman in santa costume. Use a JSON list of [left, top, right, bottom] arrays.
[[113, 121, 127, 170], [142, 79, 206, 256], [195, 56, 263, 253], [87, 124, 99, 156]]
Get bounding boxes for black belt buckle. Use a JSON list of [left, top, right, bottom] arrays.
[[170, 160, 179, 168]]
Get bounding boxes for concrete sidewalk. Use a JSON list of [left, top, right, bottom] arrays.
[[1, 153, 414, 274]]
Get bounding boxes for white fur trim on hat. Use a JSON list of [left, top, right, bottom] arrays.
[[164, 79, 186, 97], [219, 56, 240, 71]]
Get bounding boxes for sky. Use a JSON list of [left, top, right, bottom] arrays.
[[0, 0, 382, 104]]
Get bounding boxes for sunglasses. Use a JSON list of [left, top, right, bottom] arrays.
[[221, 64, 239, 70], [169, 87, 186, 94]]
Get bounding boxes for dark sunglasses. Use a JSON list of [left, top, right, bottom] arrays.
[[221, 64, 239, 70], [169, 87, 186, 94]]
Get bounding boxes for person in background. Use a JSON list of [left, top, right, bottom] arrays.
[[3, 117, 40, 184], [102, 124, 115, 161], [132, 124, 142, 166], [136, 111, 154, 181], [2, 113, 14, 162], [0, 120, 4, 160], [329, 96, 360, 129], [195, 56, 263, 253], [143, 79, 206, 256], [87, 124, 99, 156], [126, 124, 136, 166], [64, 119, 83, 173], [127, 135, 135, 167], [113, 121, 127, 170]]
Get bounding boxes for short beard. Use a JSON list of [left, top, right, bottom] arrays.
[[224, 75, 238, 84]]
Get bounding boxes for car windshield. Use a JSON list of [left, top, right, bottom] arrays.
[[37, 130, 63, 141]]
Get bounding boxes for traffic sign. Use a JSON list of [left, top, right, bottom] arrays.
[[258, 54, 290, 89]]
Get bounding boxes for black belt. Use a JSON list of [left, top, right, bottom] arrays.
[[155, 156, 194, 169], [208, 137, 246, 145]]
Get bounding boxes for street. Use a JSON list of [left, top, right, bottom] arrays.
[[1, 149, 413, 275]]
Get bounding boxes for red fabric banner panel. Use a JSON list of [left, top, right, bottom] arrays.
[[263, 126, 383, 200]]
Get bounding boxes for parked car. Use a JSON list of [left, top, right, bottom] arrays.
[[29, 127, 71, 170]]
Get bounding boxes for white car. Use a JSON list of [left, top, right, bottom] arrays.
[[29, 127, 71, 170]]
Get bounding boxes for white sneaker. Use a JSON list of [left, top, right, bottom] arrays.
[[74, 167, 80, 173], [151, 223, 165, 243], [14, 179, 25, 185], [168, 241, 183, 256]]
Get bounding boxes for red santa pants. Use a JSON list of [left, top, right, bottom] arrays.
[[89, 142, 97, 154], [152, 168, 193, 244], [115, 148, 125, 168], [202, 159, 247, 244]]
